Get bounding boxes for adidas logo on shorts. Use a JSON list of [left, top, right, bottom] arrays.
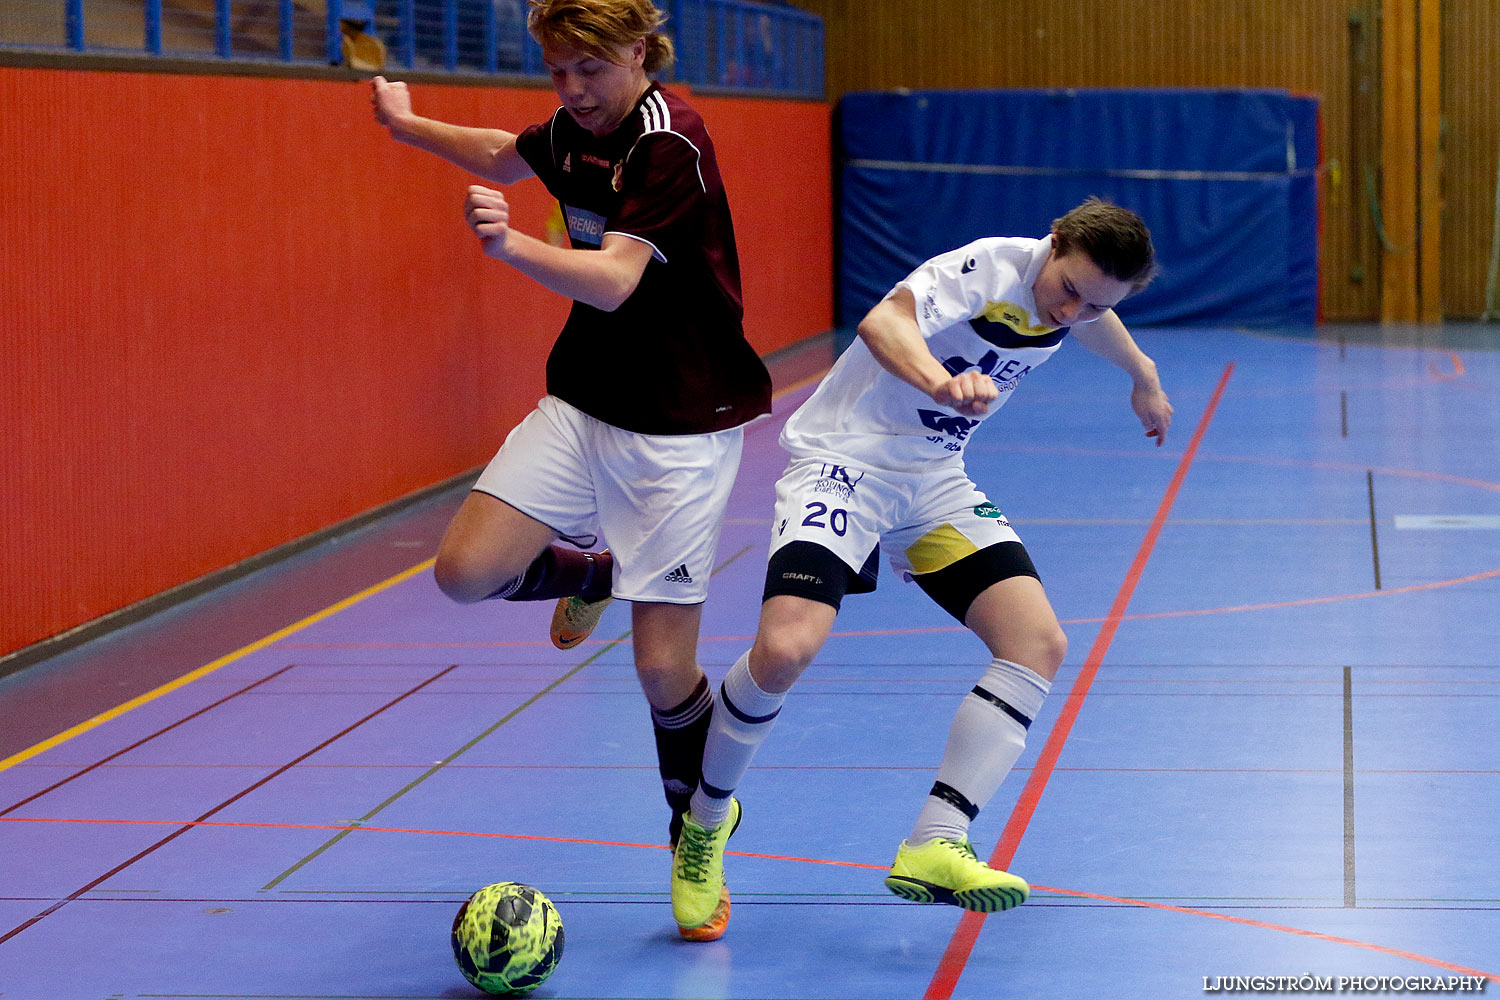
[[664, 564, 694, 584]]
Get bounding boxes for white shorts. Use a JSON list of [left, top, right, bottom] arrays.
[[473, 395, 744, 604], [767, 457, 1023, 582]]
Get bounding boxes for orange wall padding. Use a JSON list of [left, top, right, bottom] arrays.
[[0, 66, 832, 658]]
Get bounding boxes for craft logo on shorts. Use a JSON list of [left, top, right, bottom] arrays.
[[973, 501, 1010, 525]]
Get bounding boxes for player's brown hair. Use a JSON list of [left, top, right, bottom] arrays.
[[527, 0, 675, 73], [1051, 197, 1157, 292]]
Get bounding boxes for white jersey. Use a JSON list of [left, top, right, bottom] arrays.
[[781, 235, 1067, 473]]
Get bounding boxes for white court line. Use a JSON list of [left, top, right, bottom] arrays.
[[1394, 515, 1500, 530]]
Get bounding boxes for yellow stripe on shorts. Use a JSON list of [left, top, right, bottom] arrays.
[[904, 523, 979, 575]]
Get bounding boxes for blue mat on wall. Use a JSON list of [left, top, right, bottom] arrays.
[[837, 88, 1319, 329]]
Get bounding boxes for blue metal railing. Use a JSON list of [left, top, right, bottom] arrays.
[[670, 0, 822, 95], [0, 0, 823, 98]]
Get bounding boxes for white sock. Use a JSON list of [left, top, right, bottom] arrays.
[[690, 649, 787, 830], [909, 659, 1051, 845]]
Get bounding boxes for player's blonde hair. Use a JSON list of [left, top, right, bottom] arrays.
[[1052, 197, 1157, 291], [527, 0, 676, 73]]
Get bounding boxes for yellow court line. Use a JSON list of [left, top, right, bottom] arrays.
[[1, 358, 837, 777], [0, 558, 436, 774]]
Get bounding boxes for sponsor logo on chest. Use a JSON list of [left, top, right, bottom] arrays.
[[564, 206, 607, 247]]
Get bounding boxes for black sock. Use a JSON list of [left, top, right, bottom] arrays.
[[485, 546, 612, 602], [650, 674, 713, 843]]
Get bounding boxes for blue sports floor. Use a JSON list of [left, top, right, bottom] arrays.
[[2, 324, 1498, 999]]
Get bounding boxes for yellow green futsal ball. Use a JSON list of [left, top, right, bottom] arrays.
[[451, 882, 565, 996]]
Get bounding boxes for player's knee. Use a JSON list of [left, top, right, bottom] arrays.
[[749, 632, 818, 692], [1006, 622, 1066, 680], [433, 548, 498, 604], [1031, 622, 1068, 679]]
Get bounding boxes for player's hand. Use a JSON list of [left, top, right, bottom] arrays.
[[370, 75, 412, 130], [465, 185, 511, 259], [933, 370, 998, 417], [1132, 383, 1173, 446]]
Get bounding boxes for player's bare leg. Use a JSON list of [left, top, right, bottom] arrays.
[[964, 575, 1068, 681], [434, 492, 560, 602], [435, 490, 613, 642]]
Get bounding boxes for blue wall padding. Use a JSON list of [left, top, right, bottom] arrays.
[[837, 88, 1320, 328]]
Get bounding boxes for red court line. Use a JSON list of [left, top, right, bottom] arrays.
[[4, 814, 1494, 982], [925, 362, 1235, 1000], [1428, 352, 1466, 380], [273, 562, 1500, 650]]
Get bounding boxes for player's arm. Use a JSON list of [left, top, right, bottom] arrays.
[[1070, 309, 1173, 445], [857, 288, 997, 416], [465, 186, 652, 311], [371, 76, 534, 185]]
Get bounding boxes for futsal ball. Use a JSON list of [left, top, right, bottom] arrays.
[[451, 882, 565, 996]]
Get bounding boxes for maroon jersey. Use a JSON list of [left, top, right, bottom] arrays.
[[515, 84, 772, 435]]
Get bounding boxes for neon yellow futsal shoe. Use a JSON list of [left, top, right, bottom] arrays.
[[884, 837, 1029, 912], [671, 798, 741, 941], [549, 594, 612, 649]]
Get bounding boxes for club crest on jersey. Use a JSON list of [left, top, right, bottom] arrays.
[[814, 463, 863, 500], [611, 161, 624, 192]]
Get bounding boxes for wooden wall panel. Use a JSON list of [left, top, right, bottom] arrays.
[[796, 0, 1497, 321], [1442, 0, 1500, 318], [1416, 0, 1441, 322], [1382, 0, 1420, 320]]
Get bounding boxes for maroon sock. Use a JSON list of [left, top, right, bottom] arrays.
[[487, 546, 612, 602]]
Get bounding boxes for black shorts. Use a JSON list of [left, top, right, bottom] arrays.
[[762, 540, 879, 611], [762, 538, 1038, 622]]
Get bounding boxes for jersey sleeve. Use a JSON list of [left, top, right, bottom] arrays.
[[607, 132, 706, 261], [893, 240, 1005, 339], [514, 119, 556, 186]]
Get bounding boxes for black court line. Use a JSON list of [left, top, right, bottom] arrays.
[[260, 637, 631, 890], [0, 664, 300, 818], [1344, 665, 1357, 908], [1366, 470, 1383, 590], [262, 544, 756, 891], [1341, 391, 1349, 438], [0, 664, 459, 947]]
